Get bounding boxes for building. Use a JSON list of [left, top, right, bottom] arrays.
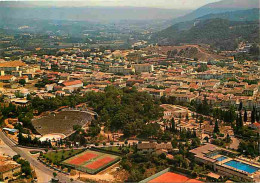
[[0, 75, 16, 83], [189, 144, 260, 182], [0, 157, 21, 182], [108, 66, 134, 75], [62, 80, 83, 89], [137, 142, 173, 154], [133, 64, 154, 73], [0, 61, 26, 72], [160, 104, 190, 119]]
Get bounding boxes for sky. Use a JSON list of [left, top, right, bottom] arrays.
[[7, 0, 221, 9]]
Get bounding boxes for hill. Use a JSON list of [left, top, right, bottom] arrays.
[[142, 45, 225, 61], [197, 8, 259, 22], [170, 0, 259, 24], [157, 19, 259, 50], [164, 8, 259, 31], [155, 9, 259, 50]]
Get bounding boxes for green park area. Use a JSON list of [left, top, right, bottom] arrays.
[[43, 149, 84, 164]]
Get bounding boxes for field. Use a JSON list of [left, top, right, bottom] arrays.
[[62, 150, 120, 174], [43, 149, 84, 164], [32, 111, 92, 135]]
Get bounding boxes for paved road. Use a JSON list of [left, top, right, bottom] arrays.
[[0, 131, 82, 183]]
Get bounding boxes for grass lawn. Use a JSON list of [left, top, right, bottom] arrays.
[[102, 146, 121, 152], [43, 149, 83, 163]]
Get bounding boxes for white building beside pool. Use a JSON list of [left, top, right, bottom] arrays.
[[189, 144, 260, 182]]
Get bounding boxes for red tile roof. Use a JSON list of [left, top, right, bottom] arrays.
[[0, 75, 15, 80], [0, 61, 26, 67], [62, 80, 83, 86]]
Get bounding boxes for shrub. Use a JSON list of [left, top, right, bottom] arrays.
[[219, 133, 224, 137], [13, 155, 21, 161]]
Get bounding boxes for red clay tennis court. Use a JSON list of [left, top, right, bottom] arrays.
[[62, 150, 120, 174], [149, 172, 202, 183], [85, 156, 114, 170], [68, 152, 98, 165]]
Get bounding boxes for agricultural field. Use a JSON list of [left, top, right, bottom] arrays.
[[62, 150, 120, 174]]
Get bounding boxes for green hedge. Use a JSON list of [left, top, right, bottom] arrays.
[[91, 147, 122, 156]]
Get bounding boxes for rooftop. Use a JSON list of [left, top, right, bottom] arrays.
[[0, 61, 26, 68]]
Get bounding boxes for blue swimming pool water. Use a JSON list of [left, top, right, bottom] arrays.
[[216, 156, 228, 161], [224, 160, 259, 174]]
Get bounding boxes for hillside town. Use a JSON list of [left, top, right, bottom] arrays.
[[0, 0, 259, 183], [0, 46, 259, 109], [0, 44, 259, 182]]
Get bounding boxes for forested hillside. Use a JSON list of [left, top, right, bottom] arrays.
[[155, 18, 259, 50]]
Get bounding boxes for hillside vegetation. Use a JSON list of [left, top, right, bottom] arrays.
[[155, 18, 259, 50]]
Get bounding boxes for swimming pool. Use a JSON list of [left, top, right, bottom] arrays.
[[224, 160, 259, 174], [216, 156, 228, 161]]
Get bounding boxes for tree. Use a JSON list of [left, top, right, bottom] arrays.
[[238, 102, 243, 111], [214, 120, 220, 133], [251, 106, 256, 124], [199, 116, 203, 129], [244, 109, 248, 122], [73, 125, 82, 131], [256, 110, 260, 122], [226, 134, 231, 143], [235, 114, 240, 134], [186, 113, 189, 121], [53, 172, 57, 178], [171, 117, 176, 132], [19, 79, 26, 86], [239, 112, 243, 128]]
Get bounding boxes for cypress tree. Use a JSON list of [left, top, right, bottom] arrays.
[[244, 109, 247, 122], [238, 101, 243, 111], [235, 114, 240, 134], [256, 110, 260, 122], [171, 117, 176, 132], [214, 119, 220, 133], [251, 106, 256, 124], [239, 112, 243, 128]]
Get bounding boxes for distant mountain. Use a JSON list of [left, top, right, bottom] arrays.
[[197, 8, 259, 22], [155, 18, 259, 50], [168, 8, 259, 31], [0, 2, 191, 21], [170, 0, 259, 24]]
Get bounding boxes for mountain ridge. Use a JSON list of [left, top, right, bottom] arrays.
[[170, 0, 259, 24], [155, 18, 259, 50], [0, 2, 191, 21]]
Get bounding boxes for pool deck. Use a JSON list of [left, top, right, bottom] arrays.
[[211, 154, 226, 161], [216, 157, 260, 176]]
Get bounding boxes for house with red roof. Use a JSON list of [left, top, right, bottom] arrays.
[[0, 75, 16, 83], [61, 80, 83, 89]]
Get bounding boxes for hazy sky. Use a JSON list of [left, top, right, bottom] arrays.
[[9, 0, 221, 9]]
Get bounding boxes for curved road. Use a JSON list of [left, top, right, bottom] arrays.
[[0, 131, 82, 183]]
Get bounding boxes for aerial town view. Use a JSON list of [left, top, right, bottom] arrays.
[[0, 0, 259, 182]]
